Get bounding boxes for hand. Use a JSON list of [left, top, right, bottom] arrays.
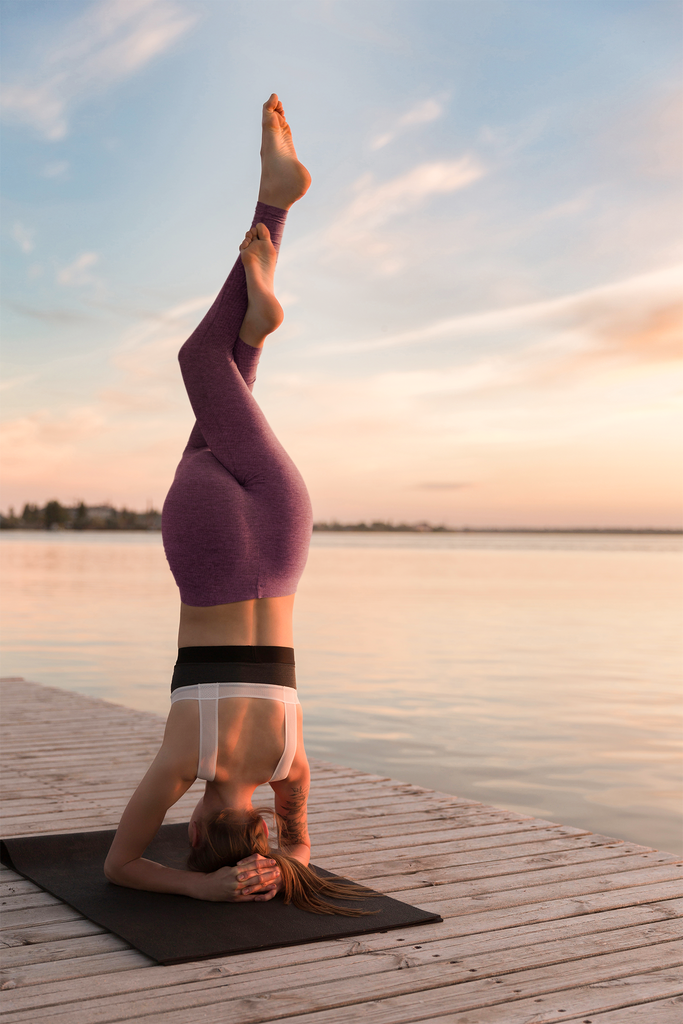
[[237, 853, 282, 902], [194, 854, 281, 902]]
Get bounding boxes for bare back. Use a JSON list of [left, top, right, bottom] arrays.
[[165, 696, 294, 787]]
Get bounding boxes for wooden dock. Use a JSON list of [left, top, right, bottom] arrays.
[[1, 679, 681, 1023]]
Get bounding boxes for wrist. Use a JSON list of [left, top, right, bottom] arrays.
[[280, 843, 311, 866], [182, 870, 207, 900]]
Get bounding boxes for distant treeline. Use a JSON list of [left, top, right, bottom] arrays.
[[313, 522, 681, 534], [1, 501, 162, 531], [1, 503, 679, 534], [314, 520, 451, 532]]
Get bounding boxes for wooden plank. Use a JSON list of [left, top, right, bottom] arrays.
[[3, 896, 680, 989], [4, 900, 682, 997], [380, 851, 681, 902], [559, 994, 683, 1023], [3, 919, 681, 1016], [424, 865, 683, 920], [0, 951, 152, 988], [0, 893, 62, 911], [320, 826, 591, 868], [321, 833, 625, 876], [0, 906, 92, 929], [263, 973, 683, 1024], [0, 882, 38, 897], [4, 943, 681, 1024], [0, 934, 133, 969], [0, 920, 110, 946], [0, 803, 511, 836], [307, 820, 588, 857], [0, 868, 24, 883], [353, 841, 665, 890]]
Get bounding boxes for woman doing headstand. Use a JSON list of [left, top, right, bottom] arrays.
[[105, 96, 366, 913]]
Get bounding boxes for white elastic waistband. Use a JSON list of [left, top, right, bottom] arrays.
[[170, 681, 300, 705]]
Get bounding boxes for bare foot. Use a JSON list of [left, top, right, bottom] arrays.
[[238, 223, 284, 348], [258, 93, 311, 210]]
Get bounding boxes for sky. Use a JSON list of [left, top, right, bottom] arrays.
[[1, 0, 681, 527]]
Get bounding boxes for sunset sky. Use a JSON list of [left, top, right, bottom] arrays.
[[2, 0, 681, 527]]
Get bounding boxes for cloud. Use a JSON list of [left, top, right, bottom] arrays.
[[57, 252, 100, 287], [415, 481, 472, 490], [0, 407, 106, 483], [559, 301, 683, 373], [342, 159, 485, 230], [12, 222, 35, 254], [0, 373, 37, 394], [317, 264, 683, 370], [259, 340, 681, 526], [100, 293, 214, 413], [597, 87, 683, 183], [0, 401, 186, 509], [6, 301, 95, 324], [298, 157, 485, 275], [371, 96, 447, 150], [42, 160, 70, 179], [0, 0, 197, 140]]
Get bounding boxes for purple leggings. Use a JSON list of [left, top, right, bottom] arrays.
[[161, 202, 313, 607]]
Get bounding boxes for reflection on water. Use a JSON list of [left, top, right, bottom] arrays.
[[1, 530, 681, 854]]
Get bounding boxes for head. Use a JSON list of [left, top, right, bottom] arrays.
[[186, 805, 373, 917], [187, 807, 271, 873]]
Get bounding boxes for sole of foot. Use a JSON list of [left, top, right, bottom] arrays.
[[239, 224, 284, 348], [258, 93, 311, 211]]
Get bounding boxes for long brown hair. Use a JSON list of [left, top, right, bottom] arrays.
[[187, 807, 374, 916]]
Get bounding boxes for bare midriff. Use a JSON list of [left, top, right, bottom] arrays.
[[177, 594, 295, 648]]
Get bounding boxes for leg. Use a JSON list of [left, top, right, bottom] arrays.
[[237, 223, 284, 349], [166, 288, 312, 607], [175, 91, 310, 493], [190, 92, 310, 391], [184, 201, 287, 399], [161, 94, 313, 616]]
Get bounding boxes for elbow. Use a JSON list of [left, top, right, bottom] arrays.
[[103, 855, 123, 885]]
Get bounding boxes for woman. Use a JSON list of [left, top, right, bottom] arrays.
[[105, 96, 366, 914]]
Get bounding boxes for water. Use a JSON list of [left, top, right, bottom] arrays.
[[1, 530, 681, 855]]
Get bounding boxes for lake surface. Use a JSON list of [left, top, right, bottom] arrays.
[[1, 530, 681, 855]]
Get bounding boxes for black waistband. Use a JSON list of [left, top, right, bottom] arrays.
[[176, 646, 295, 665], [171, 646, 296, 693]]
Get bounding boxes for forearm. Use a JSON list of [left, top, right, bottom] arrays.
[[105, 857, 204, 899], [273, 773, 310, 850]]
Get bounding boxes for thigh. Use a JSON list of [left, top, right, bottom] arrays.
[[162, 449, 260, 606]]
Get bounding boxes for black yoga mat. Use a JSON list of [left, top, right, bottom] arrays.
[[1, 824, 441, 964]]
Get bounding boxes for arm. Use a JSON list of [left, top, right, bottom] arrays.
[[104, 746, 203, 896], [105, 742, 281, 902], [269, 733, 311, 867]]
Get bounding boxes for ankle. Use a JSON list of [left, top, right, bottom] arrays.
[[258, 183, 293, 211]]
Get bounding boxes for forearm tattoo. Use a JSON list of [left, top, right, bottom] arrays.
[[278, 784, 309, 846]]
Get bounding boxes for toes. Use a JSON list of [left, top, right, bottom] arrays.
[[255, 222, 271, 241], [239, 229, 257, 250]]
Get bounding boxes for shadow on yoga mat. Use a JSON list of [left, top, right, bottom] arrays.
[[1, 824, 441, 964]]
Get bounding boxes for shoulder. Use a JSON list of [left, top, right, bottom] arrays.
[[161, 700, 200, 782]]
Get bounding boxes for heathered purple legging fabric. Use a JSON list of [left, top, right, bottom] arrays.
[[161, 202, 313, 607]]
